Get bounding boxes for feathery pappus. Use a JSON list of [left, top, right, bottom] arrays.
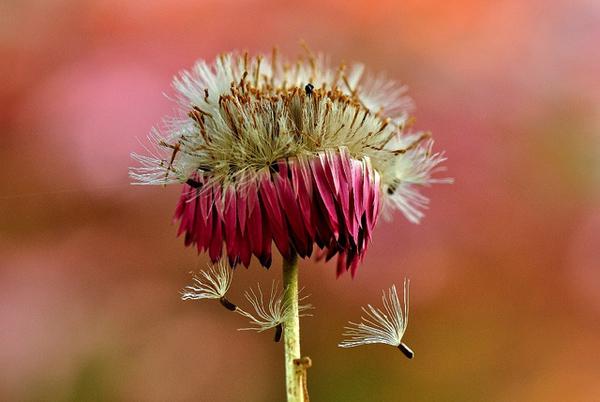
[[339, 279, 413, 358]]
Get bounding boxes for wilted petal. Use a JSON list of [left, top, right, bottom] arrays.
[[173, 152, 382, 275]]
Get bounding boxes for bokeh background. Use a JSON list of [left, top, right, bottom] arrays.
[[2, 0, 599, 401]]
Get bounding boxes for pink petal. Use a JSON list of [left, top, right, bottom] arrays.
[[349, 255, 360, 278], [259, 174, 291, 259], [372, 170, 382, 223], [197, 187, 214, 250], [247, 194, 263, 257], [336, 251, 347, 277], [213, 185, 224, 222], [208, 208, 223, 262], [365, 166, 379, 231], [325, 150, 341, 195], [193, 195, 208, 253], [293, 158, 316, 238], [275, 168, 309, 257], [336, 153, 354, 243], [223, 186, 237, 252], [237, 226, 252, 267], [259, 200, 273, 267], [246, 178, 258, 215], [351, 159, 365, 225], [237, 185, 248, 234], [311, 157, 339, 239]]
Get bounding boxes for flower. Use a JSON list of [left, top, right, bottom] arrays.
[[236, 282, 312, 333], [130, 49, 448, 275], [338, 279, 413, 358]]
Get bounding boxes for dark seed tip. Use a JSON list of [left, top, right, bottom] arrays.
[[274, 323, 283, 343], [398, 342, 414, 359], [219, 297, 237, 311]]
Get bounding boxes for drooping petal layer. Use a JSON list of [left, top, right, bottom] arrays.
[[174, 148, 381, 276]]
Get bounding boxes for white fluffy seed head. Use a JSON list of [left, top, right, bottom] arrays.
[[338, 278, 410, 348], [236, 282, 312, 332], [130, 49, 449, 223], [181, 261, 233, 300]]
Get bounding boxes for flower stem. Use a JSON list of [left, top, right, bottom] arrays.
[[282, 253, 304, 402]]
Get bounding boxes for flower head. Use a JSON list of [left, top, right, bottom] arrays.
[[131, 49, 448, 275], [338, 279, 413, 358]]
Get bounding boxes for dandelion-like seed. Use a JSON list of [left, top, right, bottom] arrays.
[[130, 49, 448, 277], [237, 282, 312, 338], [181, 261, 237, 311], [339, 279, 413, 358]]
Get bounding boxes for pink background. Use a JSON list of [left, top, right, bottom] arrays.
[[1, 1, 599, 400]]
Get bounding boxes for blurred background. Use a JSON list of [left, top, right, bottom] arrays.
[[1, 0, 599, 401]]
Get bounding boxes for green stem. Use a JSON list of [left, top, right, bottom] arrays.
[[282, 253, 303, 402]]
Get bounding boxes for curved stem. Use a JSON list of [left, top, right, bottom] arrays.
[[282, 253, 304, 402]]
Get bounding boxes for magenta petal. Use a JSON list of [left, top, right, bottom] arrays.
[[277, 159, 289, 179], [371, 171, 381, 225], [362, 160, 375, 233], [351, 159, 365, 225], [336, 155, 354, 243], [173, 187, 189, 222], [311, 157, 339, 238], [198, 186, 212, 220], [290, 159, 302, 196], [297, 188, 315, 238], [175, 185, 193, 235], [259, 175, 284, 230], [259, 199, 273, 267], [223, 186, 237, 249], [197, 187, 214, 250], [213, 186, 224, 221], [338, 147, 353, 183], [347, 189, 360, 246], [194, 197, 207, 253], [325, 150, 341, 195], [247, 195, 263, 257], [349, 256, 360, 278], [365, 166, 379, 231], [208, 208, 223, 261], [359, 214, 369, 250], [237, 187, 248, 235], [238, 226, 252, 267], [270, 223, 291, 260], [299, 157, 314, 194], [183, 196, 198, 246], [246, 179, 258, 215], [225, 196, 240, 266], [259, 175, 291, 259], [325, 243, 338, 262], [293, 159, 316, 238], [336, 251, 347, 277], [275, 169, 309, 257]]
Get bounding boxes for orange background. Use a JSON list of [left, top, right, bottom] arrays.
[[1, 1, 599, 401]]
